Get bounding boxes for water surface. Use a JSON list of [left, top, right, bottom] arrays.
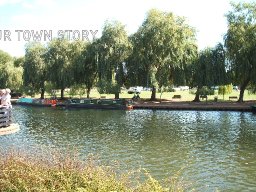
[[1, 106, 256, 191]]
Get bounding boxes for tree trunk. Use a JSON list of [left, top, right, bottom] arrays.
[[115, 92, 119, 99], [61, 88, 64, 99], [150, 86, 156, 101], [193, 86, 201, 102], [40, 88, 45, 99], [238, 77, 250, 102], [160, 90, 163, 103], [86, 88, 91, 98]]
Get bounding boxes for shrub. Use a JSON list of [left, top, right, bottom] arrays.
[[198, 86, 214, 96], [0, 149, 184, 192]]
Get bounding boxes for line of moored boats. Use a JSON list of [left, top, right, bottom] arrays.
[[15, 97, 134, 110]]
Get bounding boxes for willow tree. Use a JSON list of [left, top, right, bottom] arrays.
[[130, 9, 197, 100], [14, 56, 25, 67], [73, 40, 98, 98], [0, 50, 12, 65], [191, 44, 227, 102], [225, 2, 256, 102], [98, 21, 131, 99], [45, 39, 74, 99], [23, 42, 47, 98], [0, 50, 23, 90], [126, 32, 151, 88]]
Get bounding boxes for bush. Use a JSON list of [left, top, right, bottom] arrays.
[[198, 86, 214, 96], [0, 149, 184, 192], [218, 84, 233, 100]]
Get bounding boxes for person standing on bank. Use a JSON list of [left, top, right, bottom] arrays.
[[0, 89, 3, 105], [0, 89, 12, 108]]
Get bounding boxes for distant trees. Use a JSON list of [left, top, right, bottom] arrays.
[[23, 42, 46, 98], [73, 40, 97, 98], [191, 44, 228, 101], [225, 2, 256, 102], [44, 39, 76, 99], [0, 50, 23, 90], [127, 9, 197, 100], [97, 21, 131, 99], [218, 84, 233, 100], [0, 3, 255, 102]]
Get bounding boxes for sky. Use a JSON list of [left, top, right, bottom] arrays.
[[0, 0, 251, 57]]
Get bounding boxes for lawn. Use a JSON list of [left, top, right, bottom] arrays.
[[42, 89, 255, 102]]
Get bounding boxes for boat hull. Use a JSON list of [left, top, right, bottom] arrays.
[[57, 103, 128, 110], [16, 98, 133, 110], [57, 98, 132, 110]]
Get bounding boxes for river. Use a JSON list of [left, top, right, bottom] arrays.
[[1, 106, 256, 191]]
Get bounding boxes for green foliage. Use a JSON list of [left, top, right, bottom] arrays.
[[73, 40, 97, 98], [248, 84, 256, 94], [67, 85, 86, 98], [0, 150, 184, 192], [226, 84, 233, 94], [21, 85, 36, 97], [14, 56, 25, 67], [68, 85, 81, 98], [97, 80, 120, 95], [225, 2, 256, 101], [198, 86, 214, 96], [218, 85, 233, 100], [45, 38, 75, 98], [23, 42, 47, 98], [78, 87, 86, 98], [2, 4, 256, 101], [0, 49, 13, 65], [190, 44, 228, 101], [44, 82, 56, 95], [0, 62, 23, 89], [98, 20, 132, 96], [127, 9, 197, 95], [0, 50, 23, 90], [192, 44, 227, 88]]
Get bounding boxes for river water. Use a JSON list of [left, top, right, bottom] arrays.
[[1, 106, 256, 191]]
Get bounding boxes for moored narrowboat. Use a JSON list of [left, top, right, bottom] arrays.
[[16, 98, 57, 107], [16, 98, 133, 110], [57, 98, 133, 110]]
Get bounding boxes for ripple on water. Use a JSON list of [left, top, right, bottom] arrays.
[[1, 106, 256, 191]]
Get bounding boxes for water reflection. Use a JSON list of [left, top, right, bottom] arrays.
[[1, 106, 256, 191]]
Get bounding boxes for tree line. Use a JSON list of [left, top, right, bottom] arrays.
[[0, 2, 255, 102]]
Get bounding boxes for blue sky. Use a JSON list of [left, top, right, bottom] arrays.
[[0, 0, 251, 57]]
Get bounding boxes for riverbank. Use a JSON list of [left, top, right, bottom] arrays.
[[12, 98, 255, 112], [133, 100, 255, 112], [0, 150, 183, 192]]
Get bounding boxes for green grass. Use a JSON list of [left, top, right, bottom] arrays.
[[0, 149, 184, 192], [41, 89, 255, 102]]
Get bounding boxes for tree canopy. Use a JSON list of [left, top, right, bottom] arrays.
[[23, 42, 46, 98], [225, 2, 256, 102], [190, 44, 228, 101], [127, 9, 197, 100], [0, 5, 255, 102]]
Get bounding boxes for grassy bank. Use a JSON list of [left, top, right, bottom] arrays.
[[0, 150, 184, 192], [38, 89, 255, 102]]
